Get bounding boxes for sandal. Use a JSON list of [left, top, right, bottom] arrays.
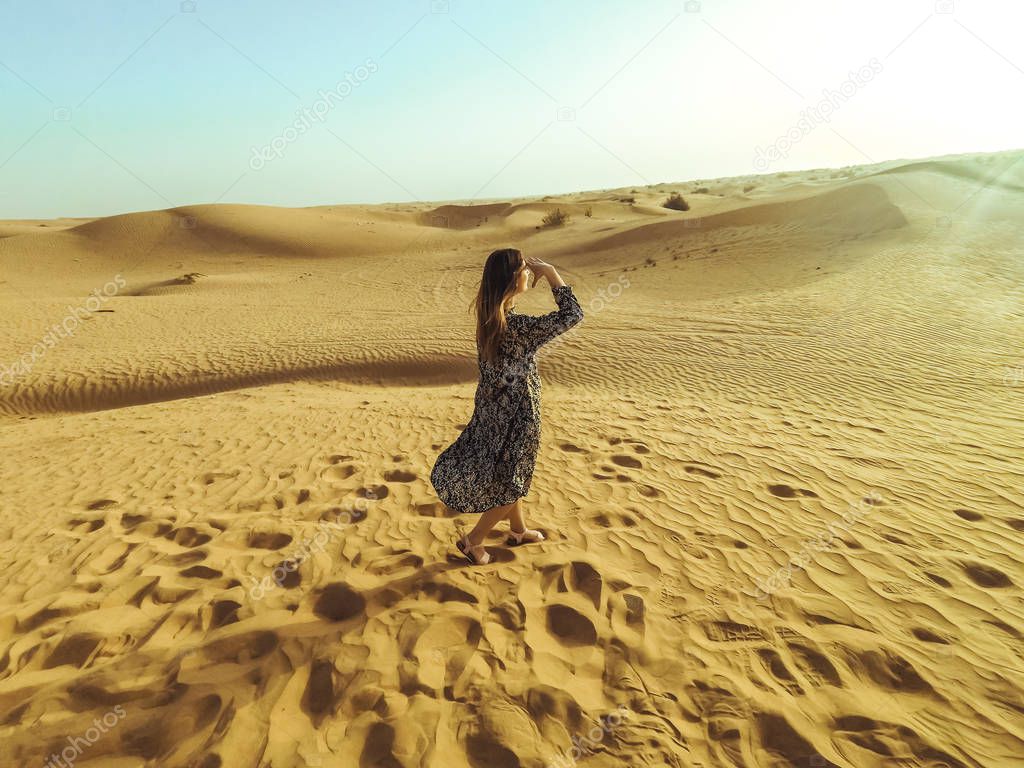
[[506, 528, 545, 546], [456, 535, 492, 565]]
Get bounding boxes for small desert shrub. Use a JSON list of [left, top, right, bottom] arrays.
[[584, 206, 592, 217], [541, 208, 569, 227], [694, 186, 709, 194], [618, 196, 635, 204], [743, 184, 756, 193], [662, 192, 689, 211]]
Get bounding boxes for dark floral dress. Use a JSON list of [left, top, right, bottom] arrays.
[[430, 284, 584, 513]]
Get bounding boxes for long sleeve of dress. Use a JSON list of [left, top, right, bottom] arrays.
[[518, 284, 584, 353]]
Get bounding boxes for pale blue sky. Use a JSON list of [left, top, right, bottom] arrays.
[[1, 0, 1021, 219]]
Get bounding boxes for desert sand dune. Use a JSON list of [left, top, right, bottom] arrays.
[[0, 149, 1022, 766]]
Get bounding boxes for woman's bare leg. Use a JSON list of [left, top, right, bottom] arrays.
[[507, 500, 528, 534], [467, 499, 517, 546]]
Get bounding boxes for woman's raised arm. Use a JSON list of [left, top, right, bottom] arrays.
[[516, 262, 584, 352]]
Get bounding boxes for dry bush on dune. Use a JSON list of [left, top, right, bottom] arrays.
[[662, 192, 689, 211], [541, 208, 570, 227]]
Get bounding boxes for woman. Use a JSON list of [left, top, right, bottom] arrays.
[[429, 248, 584, 565]]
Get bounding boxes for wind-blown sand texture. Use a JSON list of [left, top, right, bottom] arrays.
[[1, 148, 1022, 767]]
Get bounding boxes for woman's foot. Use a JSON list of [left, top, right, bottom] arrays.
[[506, 528, 545, 546], [456, 534, 492, 565]]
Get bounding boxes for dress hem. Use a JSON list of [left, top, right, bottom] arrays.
[[439, 490, 526, 515]]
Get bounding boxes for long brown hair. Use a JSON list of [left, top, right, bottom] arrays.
[[472, 247, 523, 364]]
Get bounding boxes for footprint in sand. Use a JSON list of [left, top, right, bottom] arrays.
[[247, 531, 293, 550], [592, 458, 661, 497], [960, 561, 1013, 588], [66, 517, 105, 533], [302, 658, 336, 727], [610, 454, 643, 469], [122, 514, 174, 538], [320, 505, 368, 524], [313, 583, 366, 623], [43, 633, 102, 670], [845, 648, 934, 695], [691, 685, 754, 761], [787, 642, 842, 687], [684, 463, 722, 479], [538, 561, 608, 648], [551, 561, 604, 610], [323, 463, 358, 482], [704, 620, 768, 643], [757, 648, 804, 695], [911, 627, 951, 646], [357, 484, 389, 500], [180, 564, 222, 580], [767, 483, 818, 499], [582, 509, 638, 532], [266, 560, 302, 589], [208, 599, 242, 629], [620, 593, 645, 630], [545, 603, 598, 647], [558, 441, 587, 453], [115, 511, 144, 533], [383, 468, 417, 482], [953, 508, 983, 521], [166, 526, 213, 548]]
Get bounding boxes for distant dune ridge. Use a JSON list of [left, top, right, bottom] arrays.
[[1, 148, 1022, 766]]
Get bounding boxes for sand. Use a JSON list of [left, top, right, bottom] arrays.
[[0, 148, 1022, 767]]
